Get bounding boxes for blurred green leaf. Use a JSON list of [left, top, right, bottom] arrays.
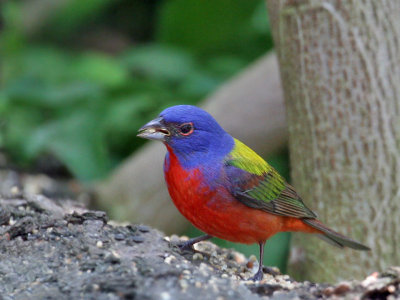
[[157, 0, 261, 56], [70, 53, 129, 88], [47, 0, 113, 36], [2, 107, 44, 163], [121, 45, 196, 82], [5, 79, 103, 107], [26, 111, 110, 181], [206, 56, 248, 78], [178, 70, 221, 98], [4, 47, 71, 84], [251, 1, 271, 35], [1, 2, 25, 56]]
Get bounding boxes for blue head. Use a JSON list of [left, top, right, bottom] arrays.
[[138, 105, 234, 168]]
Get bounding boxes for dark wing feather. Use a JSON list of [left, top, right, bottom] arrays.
[[224, 138, 316, 219], [231, 179, 316, 219], [225, 162, 316, 219]]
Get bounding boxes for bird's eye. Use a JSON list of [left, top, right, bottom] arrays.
[[179, 122, 194, 136]]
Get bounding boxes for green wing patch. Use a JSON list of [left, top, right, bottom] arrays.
[[228, 139, 273, 176], [226, 139, 316, 219]]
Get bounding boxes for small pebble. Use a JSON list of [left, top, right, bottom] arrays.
[[169, 235, 181, 244], [334, 282, 351, 295], [180, 235, 189, 241], [322, 287, 334, 296], [96, 241, 103, 248], [362, 272, 379, 287], [199, 263, 212, 271], [10, 186, 20, 196], [195, 281, 202, 288], [131, 235, 145, 243], [164, 256, 176, 264], [111, 250, 121, 258], [114, 233, 125, 240], [387, 285, 396, 293], [105, 253, 120, 264], [193, 253, 204, 261], [182, 269, 191, 276], [160, 292, 171, 300], [179, 279, 189, 291], [137, 225, 150, 233], [246, 255, 257, 269], [233, 252, 246, 264]]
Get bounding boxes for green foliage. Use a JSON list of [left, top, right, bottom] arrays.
[[1, 0, 273, 181], [46, 0, 113, 37], [158, 0, 264, 56]]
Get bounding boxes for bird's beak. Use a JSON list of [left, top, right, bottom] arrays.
[[137, 117, 170, 141]]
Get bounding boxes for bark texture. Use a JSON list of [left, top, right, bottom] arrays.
[[95, 53, 286, 234], [267, 0, 400, 282]]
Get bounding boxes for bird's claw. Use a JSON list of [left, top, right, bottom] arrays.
[[177, 241, 195, 252], [249, 268, 264, 281], [173, 234, 212, 253]]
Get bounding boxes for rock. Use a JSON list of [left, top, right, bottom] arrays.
[[0, 175, 399, 299]]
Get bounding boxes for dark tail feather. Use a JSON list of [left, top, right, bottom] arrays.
[[303, 219, 370, 251]]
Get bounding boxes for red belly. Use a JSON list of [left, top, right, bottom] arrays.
[[164, 149, 316, 244]]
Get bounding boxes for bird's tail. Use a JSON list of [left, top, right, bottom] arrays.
[[303, 218, 370, 251]]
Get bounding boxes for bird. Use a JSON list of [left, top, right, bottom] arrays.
[[137, 105, 370, 281]]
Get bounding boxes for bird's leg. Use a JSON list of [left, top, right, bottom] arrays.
[[177, 234, 212, 252], [250, 241, 265, 281]]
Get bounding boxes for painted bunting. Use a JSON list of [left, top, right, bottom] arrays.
[[137, 105, 370, 281]]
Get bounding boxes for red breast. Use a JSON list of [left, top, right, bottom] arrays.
[[163, 146, 319, 244]]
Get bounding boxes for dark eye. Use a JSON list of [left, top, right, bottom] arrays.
[[179, 122, 194, 136]]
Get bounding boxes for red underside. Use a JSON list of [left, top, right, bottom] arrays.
[[164, 146, 319, 244]]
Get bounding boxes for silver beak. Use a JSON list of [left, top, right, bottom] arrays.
[[137, 117, 170, 141]]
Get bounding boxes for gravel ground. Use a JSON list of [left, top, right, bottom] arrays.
[[0, 171, 399, 299]]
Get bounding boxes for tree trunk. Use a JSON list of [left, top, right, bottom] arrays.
[[267, 0, 400, 282], [94, 52, 287, 235]]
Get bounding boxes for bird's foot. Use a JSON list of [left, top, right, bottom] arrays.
[[249, 267, 264, 281], [174, 234, 212, 253], [177, 240, 195, 252]]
